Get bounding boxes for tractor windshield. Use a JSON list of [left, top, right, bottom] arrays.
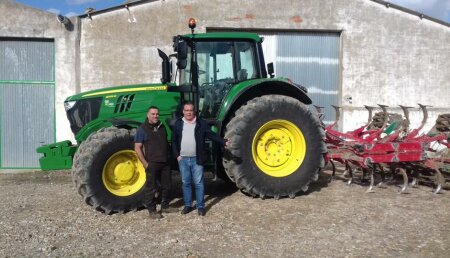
[[179, 40, 258, 118]]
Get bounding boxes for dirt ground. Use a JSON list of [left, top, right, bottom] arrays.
[[1, 168, 449, 258]]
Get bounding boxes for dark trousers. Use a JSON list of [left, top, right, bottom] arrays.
[[143, 162, 171, 211]]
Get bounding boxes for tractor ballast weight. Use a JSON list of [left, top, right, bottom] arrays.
[[38, 20, 325, 214]]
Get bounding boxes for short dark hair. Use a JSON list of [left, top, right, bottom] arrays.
[[183, 101, 195, 110], [148, 105, 159, 111]]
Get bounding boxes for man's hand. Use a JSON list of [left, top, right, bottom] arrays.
[[135, 142, 148, 169], [225, 138, 231, 148], [177, 156, 183, 162]]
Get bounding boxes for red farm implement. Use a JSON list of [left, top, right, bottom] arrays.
[[316, 104, 450, 194]]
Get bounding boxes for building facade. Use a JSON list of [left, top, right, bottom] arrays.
[[0, 0, 449, 169], [0, 0, 79, 169]]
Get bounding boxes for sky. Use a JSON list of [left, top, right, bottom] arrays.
[[13, 0, 450, 23], [15, 0, 127, 17]]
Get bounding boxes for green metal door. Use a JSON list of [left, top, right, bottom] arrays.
[[0, 39, 55, 169]]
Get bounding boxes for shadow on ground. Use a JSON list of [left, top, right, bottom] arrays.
[[168, 171, 238, 212]]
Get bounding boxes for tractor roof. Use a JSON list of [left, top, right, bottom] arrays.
[[183, 32, 262, 42]]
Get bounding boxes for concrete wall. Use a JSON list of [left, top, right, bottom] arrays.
[[79, 0, 449, 132], [0, 0, 79, 142], [339, 1, 450, 132]]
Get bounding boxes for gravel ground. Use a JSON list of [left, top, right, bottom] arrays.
[[1, 169, 449, 258]]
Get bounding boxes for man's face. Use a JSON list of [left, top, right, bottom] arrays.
[[147, 108, 159, 124], [183, 104, 195, 122]]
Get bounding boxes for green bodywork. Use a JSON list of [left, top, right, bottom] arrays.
[[37, 31, 310, 170], [216, 78, 311, 121], [38, 83, 179, 170], [37, 140, 77, 170], [183, 32, 262, 42], [67, 83, 179, 142]]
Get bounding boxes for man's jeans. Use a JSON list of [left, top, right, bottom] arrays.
[[178, 157, 204, 209]]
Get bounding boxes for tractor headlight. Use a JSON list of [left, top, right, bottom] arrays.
[[64, 100, 77, 111]]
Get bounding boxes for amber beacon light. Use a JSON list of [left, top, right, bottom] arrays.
[[188, 18, 196, 33]]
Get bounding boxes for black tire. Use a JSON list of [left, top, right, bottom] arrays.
[[223, 95, 326, 198], [72, 127, 146, 214]]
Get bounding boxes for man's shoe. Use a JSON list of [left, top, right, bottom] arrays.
[[198, 208, 206, 216], [148, 210, 163, 219], [161, 203, 178, 213], [180, 206, 193, 215]]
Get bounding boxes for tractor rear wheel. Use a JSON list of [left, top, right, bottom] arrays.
[[223, 95, 326, 198], [72, 127, 146, 214]]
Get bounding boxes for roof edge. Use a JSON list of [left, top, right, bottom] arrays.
[[77, 0, 450, 28], [78, 0, 159, 18], [371, 0, 450, 27]]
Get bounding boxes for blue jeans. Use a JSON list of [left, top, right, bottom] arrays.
[[178, 157, 204, 209]]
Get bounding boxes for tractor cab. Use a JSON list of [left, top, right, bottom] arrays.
[[161, 19, 268, 121]]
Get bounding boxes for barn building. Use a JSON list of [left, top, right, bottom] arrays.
[[0, 0, 449, 170]]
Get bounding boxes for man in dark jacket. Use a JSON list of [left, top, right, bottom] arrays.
[[135, 106, 172, 219], [172, 102, 230, 216]]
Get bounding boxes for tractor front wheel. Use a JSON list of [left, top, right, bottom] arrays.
[[72, 127, 146, 214]]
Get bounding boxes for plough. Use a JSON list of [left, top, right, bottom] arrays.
[[316, 104, 450, 194]]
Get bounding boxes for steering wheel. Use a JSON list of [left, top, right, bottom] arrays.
[[200, 83, 215, 94]]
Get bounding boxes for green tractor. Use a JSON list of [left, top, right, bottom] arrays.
[[38, 20, 326, 214]]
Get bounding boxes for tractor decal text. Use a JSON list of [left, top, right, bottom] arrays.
[[82, 86, 167, 97]]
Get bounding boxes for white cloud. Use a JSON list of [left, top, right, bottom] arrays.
[[47, 8, 60, 14], [65, 0, 101, 5], [65, 12, 79, 17]]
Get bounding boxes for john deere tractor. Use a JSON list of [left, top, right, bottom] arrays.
[[38, 20, 326, 214]]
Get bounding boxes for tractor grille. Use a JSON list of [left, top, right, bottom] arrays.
[[114, 94, 135, 113], [66, 97, 102, 135]]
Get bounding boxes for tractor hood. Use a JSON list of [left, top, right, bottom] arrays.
[[63, 83, 178, 141], [65, 83, 168, 102]]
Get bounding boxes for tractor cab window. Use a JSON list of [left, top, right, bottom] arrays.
[[235, 41, 257, 82], [178, 40, 257, 119], [197, 41, 233, 118]]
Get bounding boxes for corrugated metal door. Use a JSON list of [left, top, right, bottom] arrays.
[[260, 32, 340, 124], [0, 39, 55, 168]]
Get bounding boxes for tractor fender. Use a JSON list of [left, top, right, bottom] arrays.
[[217, 78, 312, 132], [107, 118, 142, 129], [75, 118, 142, 143]]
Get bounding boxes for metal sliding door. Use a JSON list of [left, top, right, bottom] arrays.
[[260, 32, 340, 124], [0, 39, 55, 168]]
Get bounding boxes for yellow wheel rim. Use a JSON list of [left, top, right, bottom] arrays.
[[102, 150, 146, 196], [252, 119, 306, 177]]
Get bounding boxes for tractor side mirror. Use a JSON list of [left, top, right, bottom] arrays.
[[157, 49, 171, 84], [267, 62, 275, 78], [174, 36, 188, 69]]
